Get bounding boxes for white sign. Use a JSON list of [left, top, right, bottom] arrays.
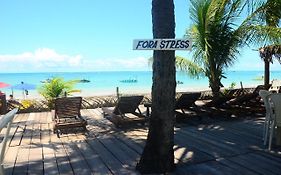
[[133, 39, 191, 50]]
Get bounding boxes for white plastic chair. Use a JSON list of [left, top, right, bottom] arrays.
[[259, 90, 272, 145], [269, 79, 281, 93], [268, 93, 281, 150], [0, 108, 18, 175]]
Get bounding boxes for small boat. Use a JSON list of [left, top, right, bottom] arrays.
[[40, 78, 51, 83], [177, 81, 184, 85], [120, 78, 138, 83], [80, 79, 90, 83]]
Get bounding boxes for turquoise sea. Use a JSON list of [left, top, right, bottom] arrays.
[[0, 71, 280, 99]]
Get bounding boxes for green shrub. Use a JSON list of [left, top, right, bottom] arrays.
[[38, 77, 80, 109]]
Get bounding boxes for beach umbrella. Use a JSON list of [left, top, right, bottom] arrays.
[[12, 82, 36, 90], [0, 82, 10, 88], [11, 82, 36, 99]]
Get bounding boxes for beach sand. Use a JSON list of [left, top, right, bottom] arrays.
[[8, 86, 214, 100]]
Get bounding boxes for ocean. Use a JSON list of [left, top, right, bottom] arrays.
[[0, 71, 280, 99]]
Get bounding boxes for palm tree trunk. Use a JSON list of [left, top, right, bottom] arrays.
[[264, 57, 270, 86], [209, 73, 221, 99], [136, 0, 176, 173]]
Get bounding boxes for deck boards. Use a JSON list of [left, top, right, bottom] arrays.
[[2, 108, 281, 175]]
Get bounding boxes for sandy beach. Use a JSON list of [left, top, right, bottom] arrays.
[[9, 86, 214, 100]]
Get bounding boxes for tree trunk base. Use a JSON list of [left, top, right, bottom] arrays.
[[136, 157, 175, 174]]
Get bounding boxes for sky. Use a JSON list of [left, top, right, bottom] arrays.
[[0, 0, 280, 73]]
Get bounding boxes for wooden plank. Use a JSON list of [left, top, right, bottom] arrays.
[[176, 160, 236, 175], [60, 135, 92, 175], [2, 146, 19, 175], [246, 153, 281, 172], [109, 135, 140, 160], [256, 151, 281, 163], [12, 146, 29, 175], [87, 138, 137, 174], [113, 133, 144, 154], [81, 109, 113, 134], [173, 145, 210, 164], [41, 122, 60, 175], [76, 140, 112, 174], [51, 132, 74, 175], [174, 134, 214, 164], [226, 120, 263, 138], [216, 158, 258, 175], [2, 113, 29, 175], [4, 110, 281, 175], [97, 135, 138, 168], [177, 127, 245, 155], [228, 154, 277, 175], [7, 113, 28, 146], [28, 113, 44, 175], [175, 130, 232, 158], [9, 123, 26, 147], [12, 113, 35, 174], [188, 123, 261, 148]]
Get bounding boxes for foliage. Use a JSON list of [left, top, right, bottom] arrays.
[[180, 0, 281, 98], [229, 82, 236, 89], [185, 0, 247, 97], [20, 99, 34, 109], [223, 82, 236, 95], [38, 77, 80, 109], [245, 0, 281, 45], [175, 56, 205, 78], [148, 56, 205, 79]]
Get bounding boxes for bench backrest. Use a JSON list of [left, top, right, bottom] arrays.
[[55, 97, 82, 119], [113, 96, 143, 115], [175, 92, 201, 110]]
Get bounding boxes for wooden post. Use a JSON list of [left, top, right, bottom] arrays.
[[0, 94, 7, 115], [264, 58, 270, 86], [116, 87, 120, 100]]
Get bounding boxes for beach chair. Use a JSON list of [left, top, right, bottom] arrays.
[[0, 108, 18, 175], [175, 92, 201, 114], [269, 79, 281, 93], [53, 97, 87, 137], [204, 88, 243, 108], [267, 93, 281, 150], [259, 90, 272, 145], [227, 84, 271, 106], [102, 95, 146, 128]]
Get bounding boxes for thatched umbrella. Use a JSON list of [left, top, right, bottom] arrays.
[[259, 44, 281, 85]]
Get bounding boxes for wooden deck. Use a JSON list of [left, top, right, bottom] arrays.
[[2, 107, 281, 175]]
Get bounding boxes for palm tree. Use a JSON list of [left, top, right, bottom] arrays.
[[185, 0, 246, 98], [136, 0, 176, 173], [179, 0, 281, 98], [38, 77, 80, 109], [253, 0, 281, 85]]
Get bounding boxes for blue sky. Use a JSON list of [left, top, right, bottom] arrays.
[[0, 0, 279, 73]]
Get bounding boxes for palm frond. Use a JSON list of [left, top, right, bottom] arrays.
[[175, 56, 205, 78]]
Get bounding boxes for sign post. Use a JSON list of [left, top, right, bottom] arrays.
[[133, 39, 191, 50]]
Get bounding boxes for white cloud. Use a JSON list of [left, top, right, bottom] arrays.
[[0, 48, 150, 72], [0, 48, 83, 71]]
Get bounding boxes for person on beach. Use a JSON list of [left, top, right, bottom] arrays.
[[8, 94, 14, 101]]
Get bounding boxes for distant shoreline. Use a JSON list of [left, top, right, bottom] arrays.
[[6, 85, 260, 101]]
